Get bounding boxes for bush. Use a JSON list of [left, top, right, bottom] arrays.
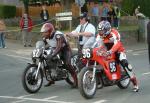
[[121, 0, 150, 18], [0, 5, 16, 18]]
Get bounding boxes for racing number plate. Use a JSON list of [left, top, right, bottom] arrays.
[[109, 61, 117, 73], [82, 48, 92, 59]]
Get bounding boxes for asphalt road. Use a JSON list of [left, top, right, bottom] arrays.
[[0, 47, 150, 103]]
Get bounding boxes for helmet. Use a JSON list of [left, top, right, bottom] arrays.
[[40, 23, 54, 34], [98, 21, 111, 36]]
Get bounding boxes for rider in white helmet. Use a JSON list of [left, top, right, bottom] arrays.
[[97, 20, 139, 92]]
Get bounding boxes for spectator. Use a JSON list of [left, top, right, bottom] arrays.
[[91, 2, 100, 27], [20, 13, 33, 47], [0, 20, 6, 48], [101, 2, 110, 22], [66, 12, 96, 57], [134, 6, 145, 19], [40, 4, 49, 22], [81, 3, 88, 13], [112, 4, 121, 29]]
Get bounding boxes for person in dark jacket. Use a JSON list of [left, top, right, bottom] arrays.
[[40, 5, 49, 22], [40, 23, 78, 88]]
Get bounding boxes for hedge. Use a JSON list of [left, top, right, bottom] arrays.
[[0, 5, 16, 18]]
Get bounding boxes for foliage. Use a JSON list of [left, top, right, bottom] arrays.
[[121, 0, 150, 18], [0, 5, 16, 18]]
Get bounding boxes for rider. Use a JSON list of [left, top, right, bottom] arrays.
[[40, 23, 78, 88], [97, 20, 139, 92]]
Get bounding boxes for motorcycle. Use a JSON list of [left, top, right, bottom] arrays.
[[78, 46, 130, 99], [22, 41, 76, 93]]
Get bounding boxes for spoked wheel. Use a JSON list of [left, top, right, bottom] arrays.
[[71, 53, 79, 73], [78, 67, 97, 99], [22, 64, 43, 93], [117, 69, 130, 89]]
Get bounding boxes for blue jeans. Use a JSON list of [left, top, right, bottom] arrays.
[[0, 32, 5, 48]]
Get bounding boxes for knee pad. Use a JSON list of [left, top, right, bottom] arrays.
[[120, 59, 132, 71]]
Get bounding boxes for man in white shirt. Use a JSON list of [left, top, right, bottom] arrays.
[[66, 12, 96, 54]]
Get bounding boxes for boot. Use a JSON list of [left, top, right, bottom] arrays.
[[71, 73, 78, 88], [130, 77, 139, 92], [44, 80, 55, 87]]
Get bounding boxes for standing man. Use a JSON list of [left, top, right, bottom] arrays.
[[66, 12, 96, 55], [112, 4, 121, 29], [40, 4, 49, 22], [147, 20, 150, 64], [91, 2, 100, 27], [20, 13, 33, 47], [0, 20, 6, 48]]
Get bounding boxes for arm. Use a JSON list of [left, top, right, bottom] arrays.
[[109, 33, 121, 53], [51, 34, 64, 57]]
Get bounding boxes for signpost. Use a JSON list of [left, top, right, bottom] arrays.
[[56, 12, 72, 31]]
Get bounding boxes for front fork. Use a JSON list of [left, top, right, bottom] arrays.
[[92, 62, 97, 81], [35, 62, 42, 80]]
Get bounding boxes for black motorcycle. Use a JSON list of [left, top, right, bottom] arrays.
[[22, 41, 77, 93]]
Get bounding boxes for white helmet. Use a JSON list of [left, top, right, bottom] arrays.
[[98, 20, 111, 36]]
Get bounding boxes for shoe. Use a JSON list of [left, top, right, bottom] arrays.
[[24, 45, 27, 47], [4, 47, 7, 48], [133, 85, 139, 92], [44, 81, 55, 87]]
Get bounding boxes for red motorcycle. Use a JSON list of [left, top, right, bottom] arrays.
[[78, 46, 130, 99]]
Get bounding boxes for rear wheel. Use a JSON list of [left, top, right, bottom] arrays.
[[22, 64, 43, 93], [78, 67, 97, 99]]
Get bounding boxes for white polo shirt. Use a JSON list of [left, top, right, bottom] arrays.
[[71, 22, 96, 48]]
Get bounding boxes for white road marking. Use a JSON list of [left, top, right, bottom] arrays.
[[44, 96, 58, 100], [11, 94, 34, 103], [18, 94, 34, 98], [0, 96, 74, 103], [142, 72, 150, 75], [93, 100, 107, 103], [133, 53, 140, 55], [11, 100, 26, 103]]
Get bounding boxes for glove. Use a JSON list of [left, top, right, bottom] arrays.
[[42, 38, 47, 45]]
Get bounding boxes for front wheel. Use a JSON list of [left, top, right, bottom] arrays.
[[78, 67, 97, 99], [117, 71, 130, 89], [22, 64, 43, 93]]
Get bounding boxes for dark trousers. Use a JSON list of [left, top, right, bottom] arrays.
[[0, 32, 5, 48]]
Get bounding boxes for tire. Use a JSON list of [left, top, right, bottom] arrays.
[[78, 66, 97, 99], [117, 71, 130, 89], [65, 72, 74, 86], [22, 64, 43, 93], [71, 53, 84, 73]]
